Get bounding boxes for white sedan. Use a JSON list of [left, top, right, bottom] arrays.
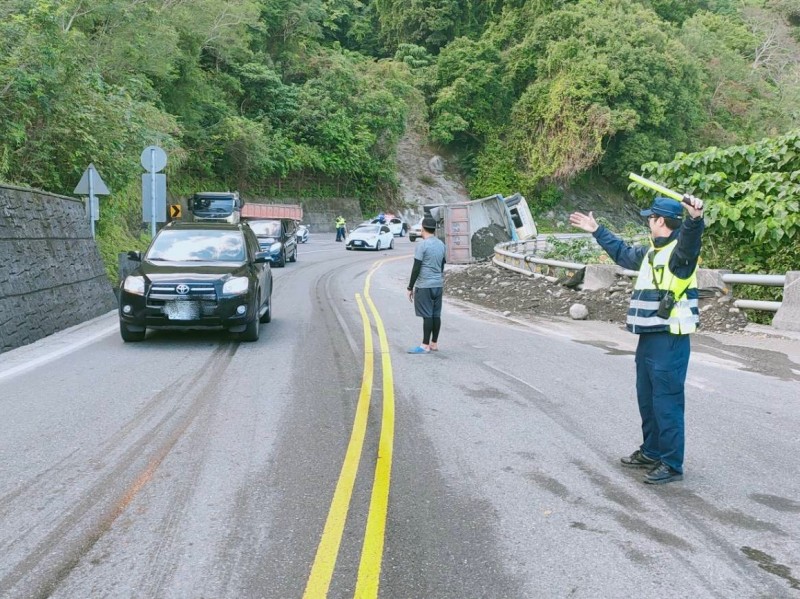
[[370, 216, 406, 236], [345, 224, 395, 251]]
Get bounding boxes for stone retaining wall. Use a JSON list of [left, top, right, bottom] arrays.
[[0, 184, 116, 353]]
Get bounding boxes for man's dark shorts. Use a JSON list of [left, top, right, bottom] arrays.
[[414, 287, 443, 318]]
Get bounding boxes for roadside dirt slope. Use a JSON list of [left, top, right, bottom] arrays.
[[394, 128, 470, 210], [445, 262, 751, 334]]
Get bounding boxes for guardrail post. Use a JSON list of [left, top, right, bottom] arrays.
[[582, 264, 621, 290], [697, 269, 731, 297], [772, 271, 800, 332]]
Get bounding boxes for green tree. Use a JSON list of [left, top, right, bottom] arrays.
[[630, 130, 800, 277]]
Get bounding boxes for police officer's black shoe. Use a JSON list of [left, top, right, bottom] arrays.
[[620, 450, 658, 468], [643, 463, 683, 485]]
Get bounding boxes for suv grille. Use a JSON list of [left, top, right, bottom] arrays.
[[146, 283, 219, 318], [148, 283, 217, 301]]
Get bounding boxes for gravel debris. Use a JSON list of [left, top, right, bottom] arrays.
[[445, 262, 751, 333]]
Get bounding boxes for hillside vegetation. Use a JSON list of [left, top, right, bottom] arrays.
[[1, 0, 798, 278]]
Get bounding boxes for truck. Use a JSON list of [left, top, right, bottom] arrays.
[[240, 203, 303, 222], [188, 191, 244, 224], [239, 203, 304, 267], [424, 193, 537, 264]]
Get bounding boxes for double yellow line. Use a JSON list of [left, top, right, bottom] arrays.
[[303, 259, 398, 598]]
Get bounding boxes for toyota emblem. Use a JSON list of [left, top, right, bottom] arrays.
[[175, 284, 190, 295]]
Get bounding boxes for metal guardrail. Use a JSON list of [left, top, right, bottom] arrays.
[[493, 240, 786, 312]]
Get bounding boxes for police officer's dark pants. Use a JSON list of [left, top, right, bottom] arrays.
[[635, 332, 690, 473]]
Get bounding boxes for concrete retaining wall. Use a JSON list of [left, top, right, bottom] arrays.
[[0, 184, 117, 353]]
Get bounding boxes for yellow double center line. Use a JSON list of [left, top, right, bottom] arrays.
[[303, 259, 397, 598]]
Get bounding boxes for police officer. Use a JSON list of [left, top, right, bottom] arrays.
[[569, 194, 705, 484], [335, 215, 346, 242]]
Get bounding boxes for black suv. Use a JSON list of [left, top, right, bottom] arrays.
[[245, 218, 297, 267], [118, 222, 272, 342]]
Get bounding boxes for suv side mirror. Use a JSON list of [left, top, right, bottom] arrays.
[[127, 250, 142, 261]]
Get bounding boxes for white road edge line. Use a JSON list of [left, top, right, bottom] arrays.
[[0, 323, 118, 383]]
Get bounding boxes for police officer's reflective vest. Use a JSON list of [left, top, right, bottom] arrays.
[[627, 239, 699, 335], [335, 217, 345, 227]]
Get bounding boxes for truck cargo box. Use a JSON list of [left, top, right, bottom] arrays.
[[241, 203, 303, 221], [423, 193, 536, 264]]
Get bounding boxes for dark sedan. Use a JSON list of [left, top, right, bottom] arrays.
[[118, 222, 272, 342]]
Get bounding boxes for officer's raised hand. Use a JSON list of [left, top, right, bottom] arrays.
[[682, 194, 704, 219], [569, 211, 599, 233]]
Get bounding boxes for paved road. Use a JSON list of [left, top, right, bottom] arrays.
[[1, 234, 799, 598]]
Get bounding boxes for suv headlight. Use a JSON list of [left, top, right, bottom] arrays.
[[123, 276, 145, 295], [223, 276, 249, 295], [270, 242, 281, 253]]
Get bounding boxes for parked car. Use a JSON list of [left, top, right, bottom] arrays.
[[296, 224, 309, 243], [345, 224, 395, 250], [245, 218, 298, 267], [118, 221, 272, 342], [370, 216, 406, 236], [408, 220, 423, 242]]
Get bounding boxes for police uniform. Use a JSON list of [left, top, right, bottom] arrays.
[[592, 197, 704, 480], [335, 216, 346, 241]]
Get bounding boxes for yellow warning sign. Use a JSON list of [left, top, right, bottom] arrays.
[[169, 204, 182, 219]]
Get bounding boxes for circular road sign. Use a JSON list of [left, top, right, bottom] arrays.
[[140, 146, 168, 172]]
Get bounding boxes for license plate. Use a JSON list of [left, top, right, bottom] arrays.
[[164, 301, 200, 320], [355, 241, 364, 246]]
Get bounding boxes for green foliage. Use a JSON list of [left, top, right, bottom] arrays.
[[394, 43, 434, 69], [373, 0, 505, 52], [536, 184, 563, 214], [4, 0, 799, 285], [428, 37, 510, 145], [543, 236, 603, 264], [679, 11, 797, 146], [1, 0, 418, 279], [93, 180, 154, 281], [646, 0, 738, 23], [630, 130, 800, 276], [468, 136, 529, 198], [415, 0, 797, 200], [500, 1, 708, 184]]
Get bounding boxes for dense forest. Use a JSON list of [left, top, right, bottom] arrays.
[[1, 0, 798, 276]]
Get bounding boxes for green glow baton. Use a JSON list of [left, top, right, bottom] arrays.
[[629, 173, 684, 203]]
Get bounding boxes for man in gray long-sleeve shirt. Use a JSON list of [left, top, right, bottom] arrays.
[[570, 195, 705, 484]]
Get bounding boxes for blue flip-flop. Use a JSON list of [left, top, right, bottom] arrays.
[[407, 346, 430, 354]]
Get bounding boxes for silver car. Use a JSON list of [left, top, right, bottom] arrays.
[[408, 220, 423, 242]]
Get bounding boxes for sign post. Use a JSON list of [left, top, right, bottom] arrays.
[[73, 163, 110, 239], [140, 146, 168, 236]]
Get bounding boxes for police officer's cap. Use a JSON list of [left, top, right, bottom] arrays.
[[640, 197, 683, 219]]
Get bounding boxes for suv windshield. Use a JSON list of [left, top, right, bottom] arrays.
[[247, 220, 281, 237], [146, 229, 246, 262]]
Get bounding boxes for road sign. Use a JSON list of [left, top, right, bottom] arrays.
[[142, 173, 167, 223], [140, 146, 167, 173], [74, 164, 110, 196], [85, 196, 99, 221], [169, 204, 182, 219], [74, 163, 110, 239], [141, 146, 168, 235]]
